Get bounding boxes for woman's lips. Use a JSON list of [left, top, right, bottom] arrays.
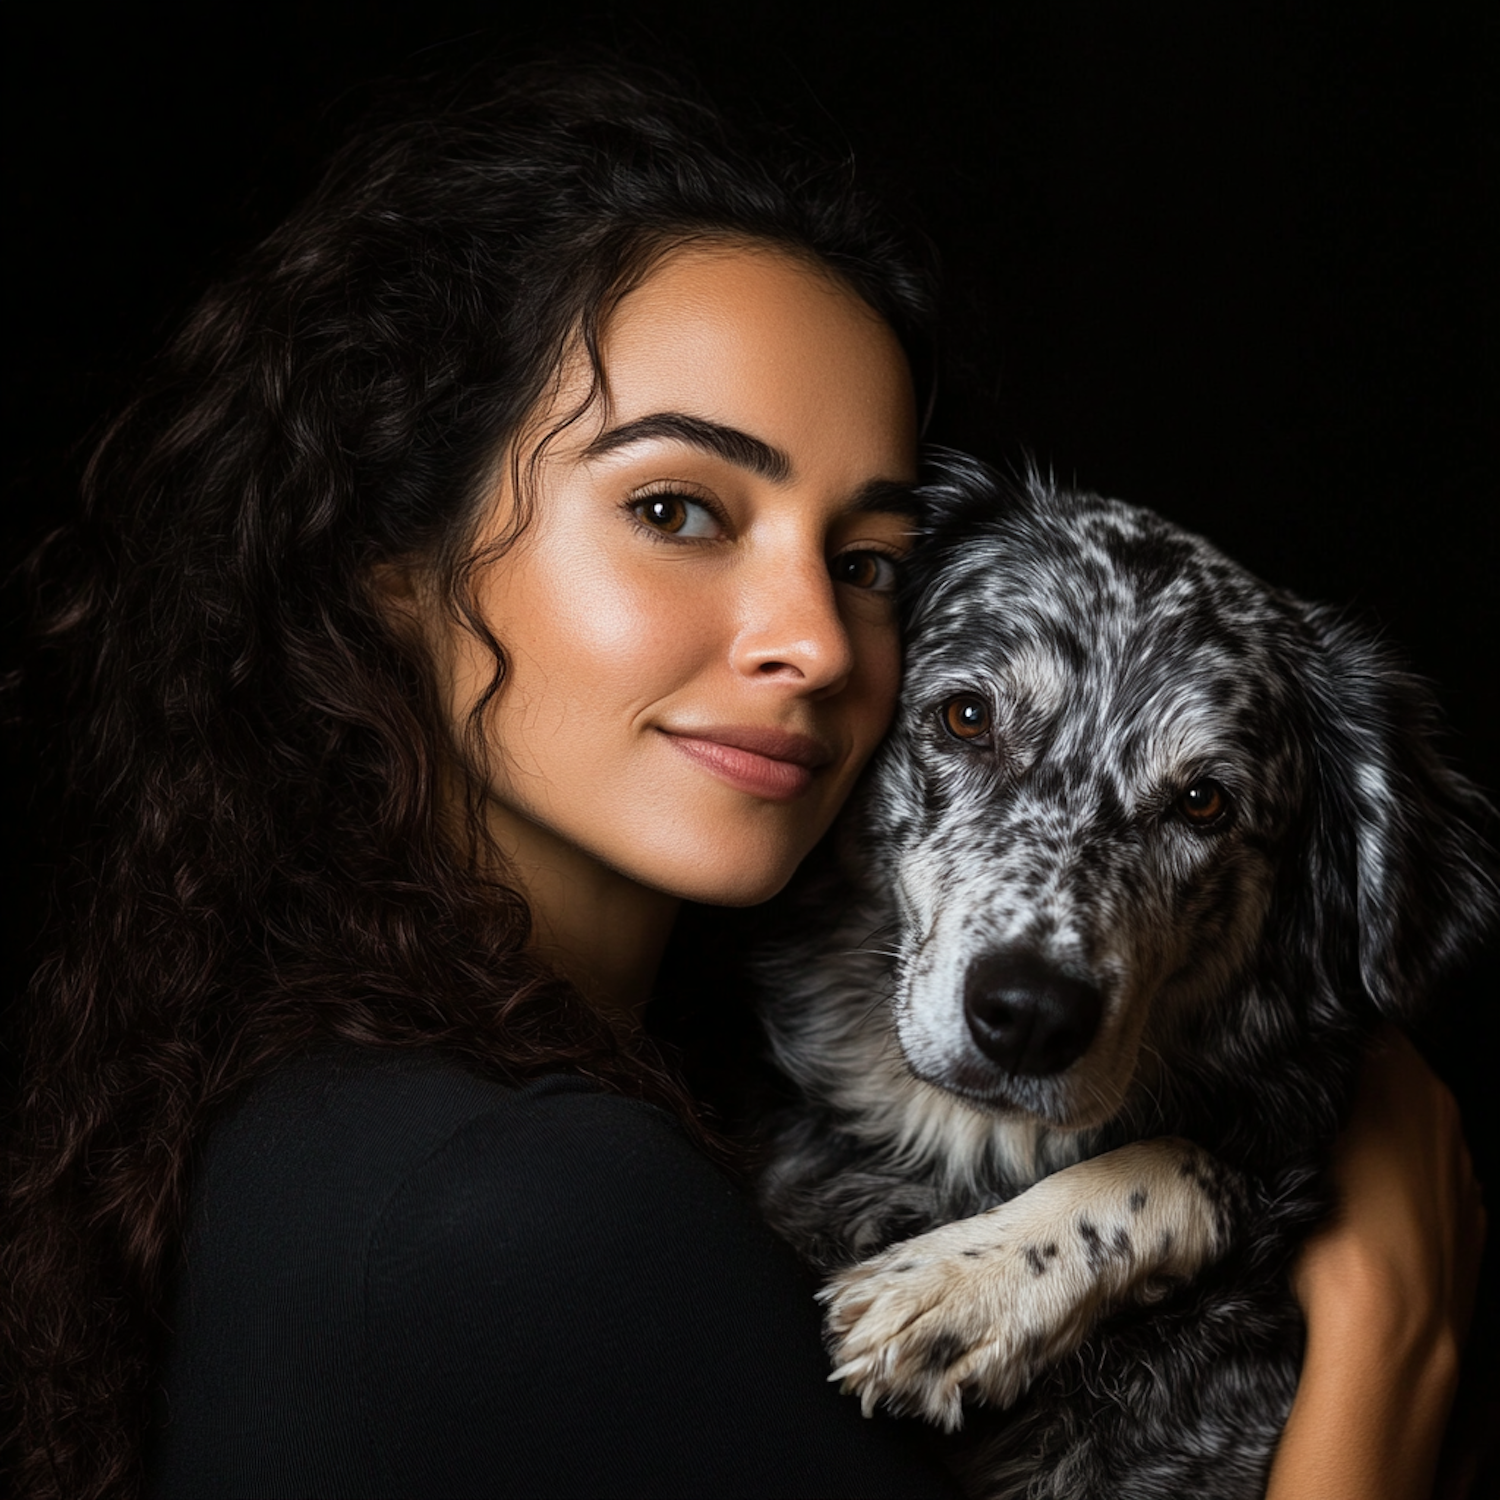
[[660, 726, 833, 802]]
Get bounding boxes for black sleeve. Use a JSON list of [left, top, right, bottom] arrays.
[[362, 1078, 959, 1499]]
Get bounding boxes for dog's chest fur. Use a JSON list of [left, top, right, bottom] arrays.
[[752, 461, 1495, 1500]]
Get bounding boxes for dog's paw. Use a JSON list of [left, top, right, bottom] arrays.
[[818, 1138, 1238, 1429], [820, 1216, 1091, 1430]]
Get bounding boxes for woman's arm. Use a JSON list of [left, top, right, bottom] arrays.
[[1266, 1029, 1486, 1500]]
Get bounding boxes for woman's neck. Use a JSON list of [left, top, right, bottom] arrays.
[[488, 810, 680, 1029]]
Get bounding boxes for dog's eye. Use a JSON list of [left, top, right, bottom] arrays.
[[1177, 779, 1230, 828], [941, 694, 992, 742]]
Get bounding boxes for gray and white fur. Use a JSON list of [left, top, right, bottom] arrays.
[[754, 455, 1495, 1499]]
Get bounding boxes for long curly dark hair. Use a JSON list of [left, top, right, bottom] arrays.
[[1, 61, 936, 1499]]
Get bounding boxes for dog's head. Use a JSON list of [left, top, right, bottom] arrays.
[[851, 452, 1495, 1131]]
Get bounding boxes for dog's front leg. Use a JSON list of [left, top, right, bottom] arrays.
[[821, 1137, 1243, 1430]]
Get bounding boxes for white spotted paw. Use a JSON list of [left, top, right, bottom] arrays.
[[817, 1139, 1237, 1429], [818, 1214, 1109, 1430]]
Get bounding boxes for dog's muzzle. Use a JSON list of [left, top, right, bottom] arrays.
[[963, 952, 1103, 1077]]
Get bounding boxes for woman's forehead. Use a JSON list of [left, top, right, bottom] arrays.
[[579, 242, 918, 482]]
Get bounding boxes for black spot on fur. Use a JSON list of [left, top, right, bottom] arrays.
[[890, 1261, 916, 1274], [1078, 1217, 1105, 1270], [919, 768, 950, 821], [1177, 1156, 1220, 1199], [1026, 1245, 1048, 1276], [1176, 1151, 1242, 1237], [1100, 524, 1200, 597], [961, 1248, 983, 1259], [1046, 622, 1089, 676], [1129, 1189, 1148, 1213], [1112, 1227, 1133, 1257], [917, 1333, 967, 1376]]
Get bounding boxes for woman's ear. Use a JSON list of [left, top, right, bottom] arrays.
[[1307, 606, 1498, 1019]]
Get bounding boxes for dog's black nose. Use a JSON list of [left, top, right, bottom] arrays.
[[963, 953, 1103, 1076]]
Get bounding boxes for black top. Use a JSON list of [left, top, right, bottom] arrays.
[[146, 1047, 957, 1499]]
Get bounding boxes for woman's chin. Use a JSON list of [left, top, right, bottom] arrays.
[[628, 830, 816, 909], [654, 855, 805, 910], [593, 790, 840, 909]]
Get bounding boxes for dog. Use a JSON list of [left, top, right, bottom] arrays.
[[753, 454, 1495, 1498]]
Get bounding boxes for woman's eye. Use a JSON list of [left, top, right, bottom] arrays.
[[1176, 779, 1231, 829], [941, 693, 991, 742], [632, 492, 720, 539], [832, 550, 899, 593]]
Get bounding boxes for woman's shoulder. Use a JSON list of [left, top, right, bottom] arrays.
[[153, 1047, 740, 1493], [192, 1044, 703, 1239]]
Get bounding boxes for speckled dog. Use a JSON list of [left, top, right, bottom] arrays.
[[755, 455, 1495, 1499]]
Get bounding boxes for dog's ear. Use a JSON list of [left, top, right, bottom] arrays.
[[915, 447, 1022, 533], [916, 447, 997, 530], [1307, 606, 1498, 1017]]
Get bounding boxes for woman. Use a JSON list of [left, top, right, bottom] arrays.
[[2, 63, 1481, 1499]]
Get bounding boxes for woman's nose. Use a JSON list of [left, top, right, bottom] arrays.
[[730, 551, 855, 695]]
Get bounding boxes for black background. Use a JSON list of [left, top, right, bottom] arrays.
[[5, 0, 1497, 1389]]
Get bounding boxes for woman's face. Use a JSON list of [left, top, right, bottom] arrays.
[[430, 242, 918, 908]]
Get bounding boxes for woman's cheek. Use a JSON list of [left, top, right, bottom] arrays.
[[503, 538, 712, 729]]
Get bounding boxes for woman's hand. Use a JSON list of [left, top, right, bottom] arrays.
[[1267, 1027, 1486, 1500]]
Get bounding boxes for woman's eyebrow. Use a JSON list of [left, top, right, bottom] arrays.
[[848, 477, 923, 520], [582, 413, 918, 516], [583, 412, 792, 482]]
